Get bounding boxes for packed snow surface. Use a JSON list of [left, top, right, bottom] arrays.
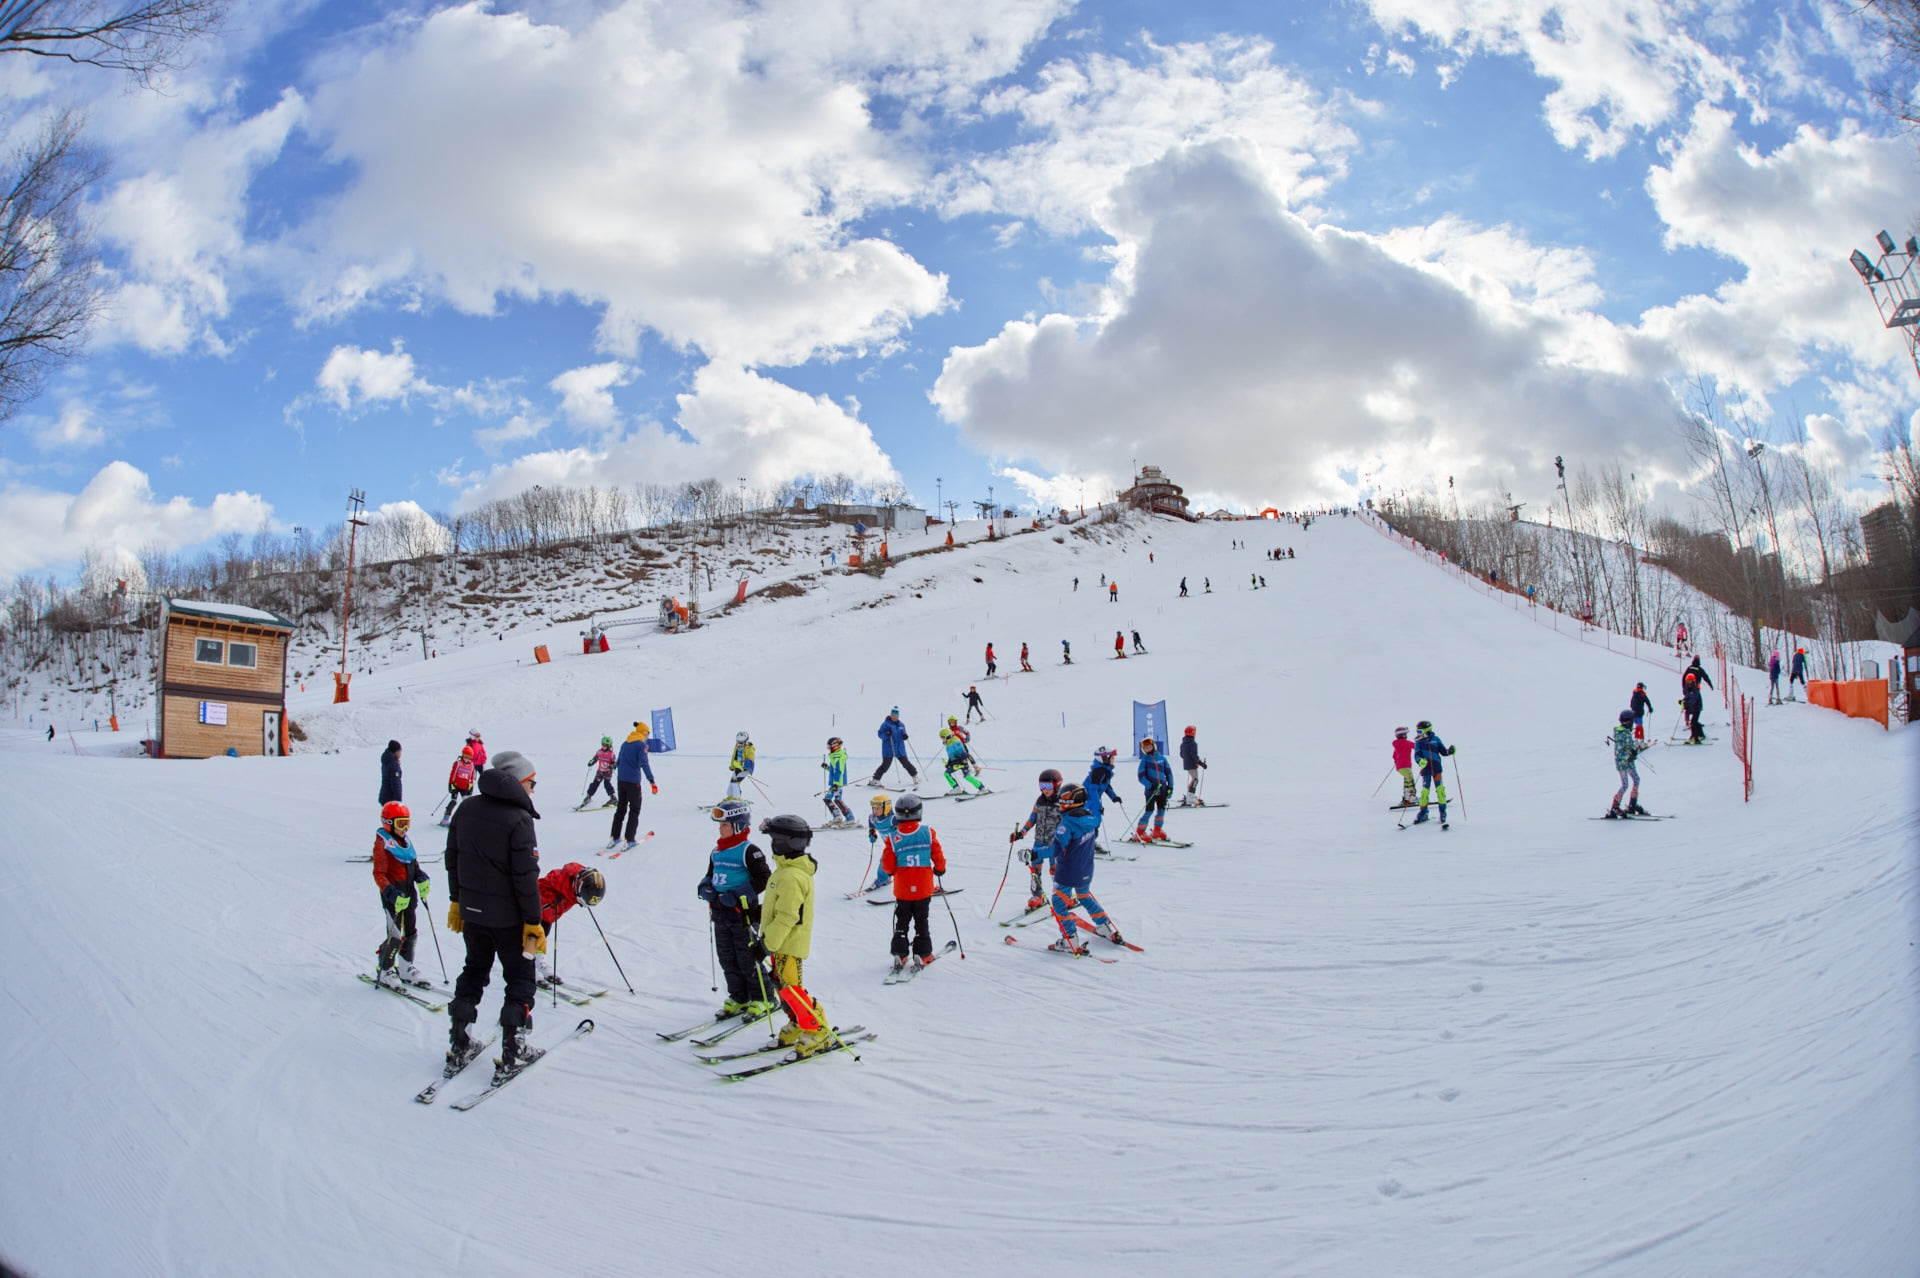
[[4, 516, 1915, 1276]]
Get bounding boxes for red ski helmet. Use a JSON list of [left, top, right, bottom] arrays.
[[381, 801, 410, 828], [1183, 725, 1196, 737]]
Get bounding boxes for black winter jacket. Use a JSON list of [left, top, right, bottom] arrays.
[[446, 768, 542, 928], [379, 745, 403, 804], [1179, 737, 1202, 768]]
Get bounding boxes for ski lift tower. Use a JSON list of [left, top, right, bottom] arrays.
[[334, 488, 367, 704], [1849, 230, 1920, 380]]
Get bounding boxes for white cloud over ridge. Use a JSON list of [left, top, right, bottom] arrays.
[[0, 462, 271, 579], [933, 145, 1688, 511], [315, 343, 432, 412]]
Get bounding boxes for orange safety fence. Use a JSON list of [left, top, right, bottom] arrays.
[[1806, 679, 1888, 728]]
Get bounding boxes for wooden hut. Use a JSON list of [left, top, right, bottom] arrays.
[[155, 598, 295, 758]]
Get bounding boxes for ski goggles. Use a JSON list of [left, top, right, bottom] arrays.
[[390, 817, 411, 831], [1038, 780, 1057, 791]]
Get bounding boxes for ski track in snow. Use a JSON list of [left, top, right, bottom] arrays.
[[1, 516, 1915, 1276]]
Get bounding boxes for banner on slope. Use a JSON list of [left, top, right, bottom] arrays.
[[1132, 700, 1167, 758], [650, 708, 676, 752]]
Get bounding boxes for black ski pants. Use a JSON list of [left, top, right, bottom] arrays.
[[891, 897, 933, 960], [451, 923, 537, 1032], [710, 904, 766, 1004], [378, 899, 418, 966], [871, 753, 918, 783], [611, 780, 645, 841], [583, 771, 615, 806]]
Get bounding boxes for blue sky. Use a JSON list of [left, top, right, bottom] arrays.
[[2, 0, 1916, 577]]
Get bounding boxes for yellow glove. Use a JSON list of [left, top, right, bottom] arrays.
[[446, 902, 464, 934], [521, 923, 547, 956]]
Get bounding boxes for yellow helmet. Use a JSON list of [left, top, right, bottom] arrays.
[[870, 793, 893, 815]]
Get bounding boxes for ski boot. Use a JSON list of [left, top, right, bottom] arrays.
[[393, 959, 425, 985], [886, 957, 908, 979], [1149, 828, 1168, 841], [1094, 922, 1128, 947], [1048, 933, 1087, 956], [777, 1020, 806, 1047], [1412, 807, 1430, 824], [1626, 800, 1648, 816], [446, 1017, 484, 1076], [1604, 804, 1622, 819], [1026, 895, 1047, 911], [742, 1000, 777, 1020], [605, 837, 620, 852], [795, 1026, 835, 1058], [718, 997, 749, 1019]]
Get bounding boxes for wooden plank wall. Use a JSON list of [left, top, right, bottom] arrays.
[[158, 614, 289, 758]]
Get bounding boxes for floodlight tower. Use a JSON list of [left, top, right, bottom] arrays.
[[1849, 230, 1920, 380]]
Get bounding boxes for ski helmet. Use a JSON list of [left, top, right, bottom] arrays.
[[947, 715, 960, 725], [870, 793, 893, 816], [759, 813, 814, 856], [1416, 720, 1432, 732], [1619, 710, 1635, 725], [469, 730, 481, 740], [710, 799, 753, 830], [735, 731, 750, 744], [1139, 735, 1157, 751], [827, 737, 842, 750], [1394, 726, 1409, 738], [1094, 746, 1116, 764], [573, 867, 606, 906], [1038, 767, 1062, 789], [1685, 672, 1697, 683], [1057, 782, 1087, 808], [461, 745, 474, 758], [939, 728, 955, 742], [600, 736, 611, 747], [1183, 725, 1196, 737], [380, 801, 410, 828], [892, 793, 924, 821]]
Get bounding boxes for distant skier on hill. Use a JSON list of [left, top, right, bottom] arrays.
[[964, 685, 987, 723], [1132, 629, 1146, 654], [727, 731, 756, 799], [1179, 577, 1188, 597], [1789, 647, 1808, 699], [465, 731, 487, 771], [984, 642, 997, 677], [1628, 683, 1653, 742], [1114, 631, 1127, 659], [1768, 651, 1783, 705], [1177, 725, 1206, 804], [1606, 711, 1652, 818], [1020, 642, 1033, 672], [1133, 736, 1173, 842], [379, 740, 403, 805], [1681, 674, 1706, 744], [445, 745, 476, 825], [870, 708, 919, 786], [1390, 727, 1416, 808], [1411, 721, 1454, 826], [938, 727, 985, 794], [1108, 580, 1118, 602], [1061, 640, 1073, 665]]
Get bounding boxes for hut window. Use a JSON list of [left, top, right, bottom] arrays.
[[194, 638, 225, 664], [227, 642, 258, 669]]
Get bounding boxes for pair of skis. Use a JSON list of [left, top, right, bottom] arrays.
[[865, 887, 964, 907], [885, 939, 957, 983], [597, 831, 654, 858], [1119, 832, 1194, 848]]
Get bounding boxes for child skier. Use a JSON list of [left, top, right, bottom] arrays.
[[579, 737, 616, 809], [372, 802, 431, 985], [821, 737, 856, 827], [727, 731, 756, 799], [757, 814, 832, 1054], [1114, 630, 1127, 659], [964, 685, 987, 723], [880, 794, 947, 976], [1084, 747, 1122, 833], [862, 793, 896, 895], [1411, 720, 1455, 825], [465, 730, 487, 771], [1177, 725, 1207, 804], [1061, 639, 1073, 665], [984, 642, 997, 677], [1789, 646, 1808, 699], [939, 727, 986, 793], [945, 715, 970, 746], [444, 745, 476, 825], [534, 863, 606, 983], [1132, 630, 1146, 654], [1768, 651, 1783, 704], [1020, 642, 1033, 672], [1046, 783, 1126, 953], [1390, 727, 1416, 808], [1134, 735, 1173, 841], [1606, 711, 1652, 818], [696, 799, 775, 1019], [1682, 674, 1706, 743], [1629, 683, 1653, 741], [1010, 769, 1065, 910]]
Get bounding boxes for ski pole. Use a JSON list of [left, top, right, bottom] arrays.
[[708, 915, 718, 992], [989, 824, 1020, 915], [1450, 753, 1465, 817], [747, 774, 772, 802], [584, 903, 635, 994], [422, 893, 448, 983], [1370, 766, 1394, 798], [550, 921, 559, 1009], [939, 881, 967, 959]]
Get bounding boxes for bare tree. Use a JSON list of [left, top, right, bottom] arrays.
[[0, 1, 226, 81], [0, 111, 98, 419]]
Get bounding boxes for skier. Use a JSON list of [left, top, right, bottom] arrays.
[[1010, 769, 1065, 910], [579, 737, 616, 810], [1204, 577, 1211, 593], [609, 722, 656, 851], [862, 793, 895, 895], [1046, 783, 1126, 953], [984, 642, 997, 677], [1250, 573, 1258, 590], [869, 707, 920, 786], [1134, 735, 1173, 842], [1108, 580, 1118, 602], [1179, 577, 1188, 597], [964, 685, 987, 723], [372, 801, 430, 985], [444, 744, 476, 825], [880, 793, 947, 976], [1114, 631, 1127, 659], [1768, 651, 1782, 705], [1132, 630, 1146, 654], [465, 731, 487, 771], [1629, 682, 1653, 742], [534, 863, 605, 983], [1682, 674, 1706, 744], [1083, 746, 1122, 829], [1682, 656, 1713, 693], [945, 716, 970, 746], [1061, 640, 1073, 665], [1789, 646, 1808, 699], [757, 814, 831, 1055], [1411, 721, 1454, 825], [820, 737, 855, 827], [696, 798, 775, 1019], [727, 731, 756, 799], [1674, 621, 1688, 657], [1390, 726, 1416, 808], [444, 750, 544, 1081], [1606, 711, 1651, 818], [379, 739, 403, 806], [1020, 642, 1033, 673], [1177, 725, 1207, 804], [938, 727, 985, 793]]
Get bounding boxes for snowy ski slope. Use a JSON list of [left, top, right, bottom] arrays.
[[2, 515, 1915, 1276]]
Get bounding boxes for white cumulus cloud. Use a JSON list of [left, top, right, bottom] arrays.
[[0, 461, 271, 578]]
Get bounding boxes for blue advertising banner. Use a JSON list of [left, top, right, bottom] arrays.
[[649, 708, 676, 752], [1131, 700, 1167, 758]]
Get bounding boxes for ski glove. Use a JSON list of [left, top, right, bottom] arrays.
[[1447, 746, 1457, 756], [447, 902, 464, 933], [650, 783, 658, 795], [1018, 848, 1032, 865], [416, 878, 431, 898], [747, 938, 769, 962], [390, 893, 412, 915], [521, 923, 547, 957]]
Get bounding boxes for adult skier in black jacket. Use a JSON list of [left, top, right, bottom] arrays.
[[445, 751, 544, 1075]]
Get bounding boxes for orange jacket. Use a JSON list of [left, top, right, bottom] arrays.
[[879, 821, 946, 900]]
